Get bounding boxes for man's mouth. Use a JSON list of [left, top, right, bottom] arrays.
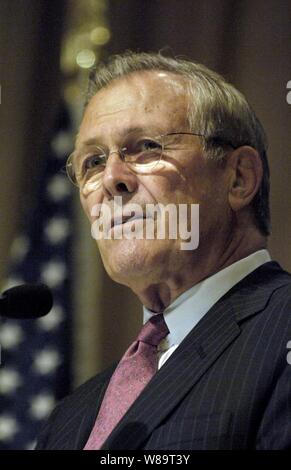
[[110, 213, 146, 230]]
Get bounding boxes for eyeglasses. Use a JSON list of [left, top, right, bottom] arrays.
[[66, 131, 236, 194]]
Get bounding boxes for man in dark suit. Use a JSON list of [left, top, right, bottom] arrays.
[[37, 52, 291, 450]]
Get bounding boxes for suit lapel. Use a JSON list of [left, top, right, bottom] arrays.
[[73, 380, 109, 449], [47, 365, 116, 449], [103, 261, 290, 450]]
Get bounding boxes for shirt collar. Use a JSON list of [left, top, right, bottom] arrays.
[[143, 249, 271, 351]]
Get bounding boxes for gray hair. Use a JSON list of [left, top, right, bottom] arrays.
[[86, 51, 270, 236]]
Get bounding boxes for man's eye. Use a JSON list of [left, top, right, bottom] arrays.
[[82, 154, 106, 172], [138, 139, 162, 153]]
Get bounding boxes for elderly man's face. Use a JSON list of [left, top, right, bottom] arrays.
[[77, 71, 231, 289]]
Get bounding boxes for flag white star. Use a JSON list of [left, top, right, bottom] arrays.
[[0, 415, 19, 441], [10, 235, 30, 262], [33, 349, 62, 375], [29, 393, 55, 420], [0, 369, 22, 394], [41, 260, 66, 288], [44, 217, 71, 245], [0, 324, 24, 350], [37, 304, 64, 331], [47, 175, 72, 202]]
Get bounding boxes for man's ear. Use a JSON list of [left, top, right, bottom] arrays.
[[227, 146, 263, 212]]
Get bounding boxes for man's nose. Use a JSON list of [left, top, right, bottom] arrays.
[[101, 151, 138, 197]]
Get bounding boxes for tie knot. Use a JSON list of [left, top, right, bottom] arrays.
[[138, 313, 169, 347]]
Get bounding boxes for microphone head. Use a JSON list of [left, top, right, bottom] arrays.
[[0, 283, 53, 319]]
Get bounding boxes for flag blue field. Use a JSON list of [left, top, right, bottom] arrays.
[[0, 103, 74, 449]]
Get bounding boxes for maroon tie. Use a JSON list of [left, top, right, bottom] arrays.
[[84, 313, 169, 450]]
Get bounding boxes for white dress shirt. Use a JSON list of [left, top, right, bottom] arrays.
[[143, 249, 271, 369]]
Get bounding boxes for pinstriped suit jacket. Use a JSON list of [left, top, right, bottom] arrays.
[[36, 261, 291, 450]]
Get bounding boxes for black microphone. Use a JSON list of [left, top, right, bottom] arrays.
[[0, 283, 53, 319]]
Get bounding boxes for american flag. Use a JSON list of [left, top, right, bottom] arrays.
[[0, 103, 74, 449]]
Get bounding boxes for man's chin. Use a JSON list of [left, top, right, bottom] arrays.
[[98, 239, 168, 285]]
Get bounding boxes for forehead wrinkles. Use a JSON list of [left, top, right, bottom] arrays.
[[79, 85, 146, 138], [76, 72, 189, 146]]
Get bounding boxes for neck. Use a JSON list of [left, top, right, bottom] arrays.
[[131, 226, 267, 312]]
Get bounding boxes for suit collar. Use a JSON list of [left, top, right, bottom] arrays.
[[226, 261, 290, 323]]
